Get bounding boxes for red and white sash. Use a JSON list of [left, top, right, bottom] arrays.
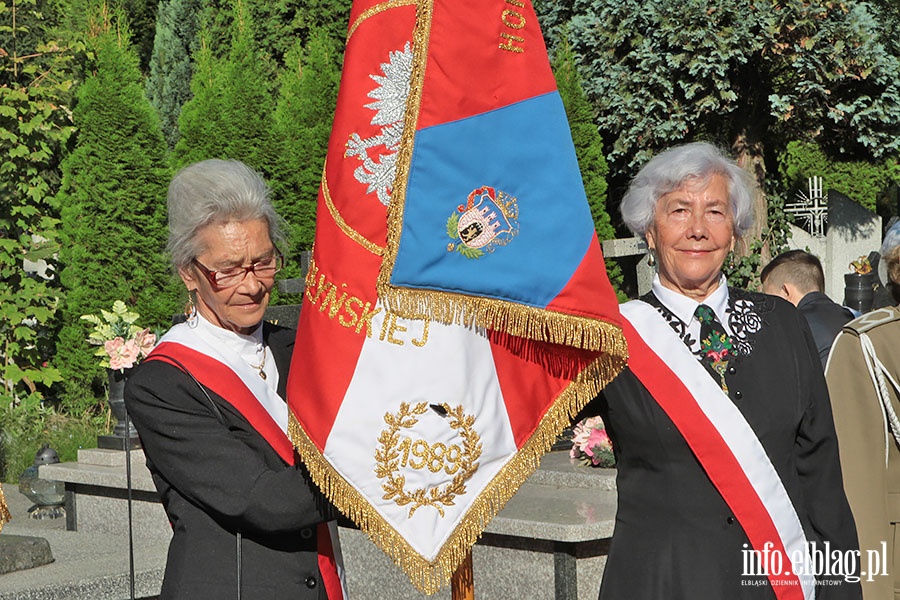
[[147, 323, 348, 600], [621, 300, 814, 600]]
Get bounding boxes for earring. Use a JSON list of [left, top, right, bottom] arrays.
[[647, 249, 656, 268], [184, 291, 198, 327]]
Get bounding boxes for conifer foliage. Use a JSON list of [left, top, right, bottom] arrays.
[[145, 0, 200, 150], [172, 0, 275, 172], [270, 30, 340, 275], [56, 5, 177, 411]]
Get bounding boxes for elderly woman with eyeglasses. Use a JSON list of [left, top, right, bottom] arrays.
[[125, 159, 345, 600], [582, 143, 860, 599]]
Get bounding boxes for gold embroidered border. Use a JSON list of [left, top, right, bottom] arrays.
[[322, 163, 385, 256], [306, 0, 630, 590], [377, 0, 430, 294], [289, 331, 626, 595], [348, 0, 417, 41]]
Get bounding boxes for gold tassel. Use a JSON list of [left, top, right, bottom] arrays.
[[0, 484, 11, 532]]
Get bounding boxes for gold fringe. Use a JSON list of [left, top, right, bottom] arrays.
[[378, 285, 625, 352], [289, 331, 627, 595], [0, 484, 10, 532], [302, 0, 630, 590]]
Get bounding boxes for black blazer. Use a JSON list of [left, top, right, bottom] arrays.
[[125, 323, 331, 599], [796, 291, 854, 368], [583, 289, 861, 600]]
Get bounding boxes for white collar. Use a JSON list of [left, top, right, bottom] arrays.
[[651, 274, 731, 333], [195, 312, 263, 352], [193, 314, 279, 386]]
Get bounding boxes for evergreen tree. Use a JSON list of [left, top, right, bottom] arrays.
[[288, 0, 351, 68], [145, 0, 200, 149], [170, 31, 222, 166], [270, 30, 339, 278], [217, 0, 274, 170], [119, 0, 160, 72], [172, 0, 275, 172], [0, 0, 75, 407], [551, 33, 623, 297], [538, 0, 900, 248], [56, 5, 177, 412], [199, 0, 351, 71]]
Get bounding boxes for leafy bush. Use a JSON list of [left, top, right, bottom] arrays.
[[0, 0, 76, 409]]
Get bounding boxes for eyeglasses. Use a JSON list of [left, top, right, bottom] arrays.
[[192, 253, 284, 290]]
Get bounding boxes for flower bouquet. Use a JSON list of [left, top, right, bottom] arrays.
[[849, 255, 873, 275], [569, 415, 615, 468], [81, 300, 156, 371]]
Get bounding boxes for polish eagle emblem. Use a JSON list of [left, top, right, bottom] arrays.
[[344, 42, 413, 206]]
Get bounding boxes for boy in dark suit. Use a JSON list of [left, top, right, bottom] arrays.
[[761, 249, 854, 368]]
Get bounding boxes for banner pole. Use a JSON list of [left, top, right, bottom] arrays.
[[451, 550, 474, 600]]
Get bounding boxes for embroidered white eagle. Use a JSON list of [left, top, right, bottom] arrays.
[[345, 42, 413, 206]]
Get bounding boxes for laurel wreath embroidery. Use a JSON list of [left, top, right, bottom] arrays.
[[374, 402, 482, 517]]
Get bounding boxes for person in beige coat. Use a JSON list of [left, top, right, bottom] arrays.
[[827, 221, 900, 600]]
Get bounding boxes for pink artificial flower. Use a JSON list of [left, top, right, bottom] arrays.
[[106, 337, 141, 370], [570, 416, 610, 459], [134, 328, 157, 358], [104, 337, 124, 356], [583, 427, 612, 459], [569, 417, 596, 459]]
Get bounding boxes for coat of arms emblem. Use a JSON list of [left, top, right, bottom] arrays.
[[447, 186, 519, 259]]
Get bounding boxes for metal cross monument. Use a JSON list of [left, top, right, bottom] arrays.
[[785, 176, 828, 238]]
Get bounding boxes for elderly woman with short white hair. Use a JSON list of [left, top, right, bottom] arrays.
[[584, 142, 860, 599], [125, 159, 345, 600]]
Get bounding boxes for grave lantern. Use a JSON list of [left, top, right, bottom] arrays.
[[18, 444, 65, 519]]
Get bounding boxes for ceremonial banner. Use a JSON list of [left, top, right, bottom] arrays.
[[288, 0, 627, 593]]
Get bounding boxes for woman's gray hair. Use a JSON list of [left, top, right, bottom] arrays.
[[167, 159, 287, 269], [620, 142, 756, 239]]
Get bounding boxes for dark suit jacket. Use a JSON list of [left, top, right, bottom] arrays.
[[797, 291, 854, 368], [125, 323, 331, 600], [583, 289, 860, 600]]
